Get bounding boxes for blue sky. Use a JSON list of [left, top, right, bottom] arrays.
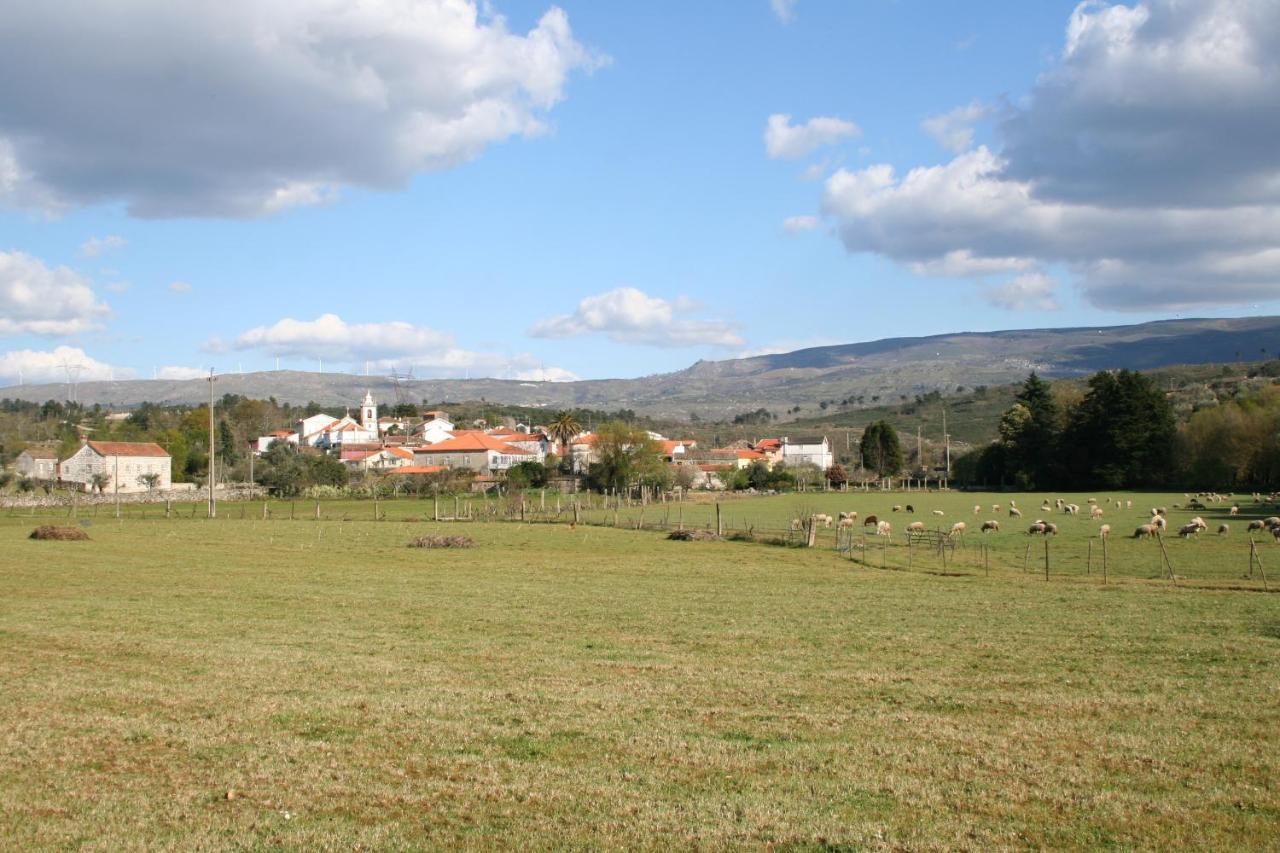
[[2, 0, 1278, 386]]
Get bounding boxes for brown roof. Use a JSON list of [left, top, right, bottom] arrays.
[[413, 434, 529, 455], [87, 441, 170, 458], [21, 447, 58, 459]]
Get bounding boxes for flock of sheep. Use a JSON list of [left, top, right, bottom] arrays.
[[792, 491, 1280, 543]]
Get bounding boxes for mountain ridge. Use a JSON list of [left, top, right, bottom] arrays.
[[7, 316, 1279, 419]]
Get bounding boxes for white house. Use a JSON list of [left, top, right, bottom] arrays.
[[296, 413, 341, 447], [781, 436, 833, 471], [414, 415, 456, 445], [254, 430, 298, 453], [59, 441, 172, 493], [411, 433, 530, 473], [341, 446, 415, 472], [14, 447, 59, 480]]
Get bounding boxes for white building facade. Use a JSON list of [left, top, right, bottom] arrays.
[[59, 441, 172, 493]]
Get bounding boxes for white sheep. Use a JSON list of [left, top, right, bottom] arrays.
[[932, 509, 944, 516], [1099, 524, 1111, 539], [950, 521, 967, 536], [981, 520, 1000, 533], [1090, 506, 1104, 519], [906, 521, 925, 534], [1009, 507, 1023, 518], [1218, 523, 1230, 535], [876, 520, 892, 537]]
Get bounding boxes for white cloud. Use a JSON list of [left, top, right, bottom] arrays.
[[156, 366, 208, 381], [782, 215, 819, 234], [984, 273, 1060, 311], [79, 235, 126, 257], [0, 2, 604, 218], [0, 250, 109, 335], [764, 113, 859, 160], [816, 1, 1280, 310], [168, 281, 192, 294], [513, 366, 580, 382], [771, 0, 798, 24], [921, 101, 993, 153], [103, 281, 131, 294], [530, 287, 743, 348], [0, 346, 128, 385], [735, 336, 845, 359], [229, 312, 574, 380]]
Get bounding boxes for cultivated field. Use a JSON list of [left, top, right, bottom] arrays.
[[2, 493, 1279, 847]]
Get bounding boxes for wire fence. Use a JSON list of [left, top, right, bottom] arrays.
[[7, 494, 1276, 593]]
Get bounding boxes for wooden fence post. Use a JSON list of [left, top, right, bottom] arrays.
[[1102, 535, 1108, 585], [716, 503, 723, 537], [1044, 537, 1050, 581], [1087, 539, 1092, 575]]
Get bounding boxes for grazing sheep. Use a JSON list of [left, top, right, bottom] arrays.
[[1064, 503, 1080, 515], [1041, 502, 1052, 512], [1230, 505, 1240, 516], [1133, 524, 1157, 539], [838, 511, 858, 522], [1009, 507, 1023, 518], [814, 514, 833, 528], [1055, 498, 1064, 509], [1265, 516, 1280, 527], [790, 518, 803, 531], [904, 504, 915, 513], [1272, 525, 1280, 542], [1099, 524, 1111, 539], [981, 520, 1000, 533], [1218, 523, 1230, 535], [932, 509, 945, 516], [1028, 522, 1047, 535], [1009, 499, 1017, 507], [1249, 520, 1267, 532], [1177, 522, 1202, 538], [950, 521, 967, 536], [1090, 506, 1104, 519], [876, 520, 892, 537], [973, 504, 981, 515], [1126, 500, 1133, 509], [863, 515, 879, 527], [906, 521, 925, 534], [838, 517, 855, 530], [991, 503, 1001, 513], [1043, 522, 1059, 536], [891, 504, 902, 512], [1150, 515, 1167, 530]]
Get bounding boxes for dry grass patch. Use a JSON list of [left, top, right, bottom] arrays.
[[407, 534, 474, 549]]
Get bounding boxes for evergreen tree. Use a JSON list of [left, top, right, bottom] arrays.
[[1003, 373, 1060, 489], [860, 421, 904, 476], [1062, 369, 1175, 488]]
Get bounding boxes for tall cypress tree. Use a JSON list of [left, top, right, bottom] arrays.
[[1005, 373, 1060, 489]]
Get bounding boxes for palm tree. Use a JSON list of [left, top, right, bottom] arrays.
[[547, 410, 582, 458]]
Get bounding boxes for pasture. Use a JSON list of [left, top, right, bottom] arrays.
[[2, 492, 1280, 847]]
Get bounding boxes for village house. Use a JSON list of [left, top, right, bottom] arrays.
[[414, 412, 456, 445], [14, 446, 59, 480], [59, 440, 172, 493], [411, 433, 530, 473], [340, 445, 415, 472], [781, 436, 833, 470]]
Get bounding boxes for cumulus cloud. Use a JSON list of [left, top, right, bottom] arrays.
[[817, 0, 1280, 310], [79, 235, 126, 257], [984, 273, 1060, 311], [0, 250, 109, 335], [529, 287, 744, 348], [0, 346, 126, 385], [921, 101, 993, 153], [230, 312, 574, 380], [765, 114, 859, 160], [0, 1, 603, 218], [771, 0, 798, 23], [782, 215, 819, 234]]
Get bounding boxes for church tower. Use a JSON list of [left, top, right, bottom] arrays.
[[360, 391, 379, 438]]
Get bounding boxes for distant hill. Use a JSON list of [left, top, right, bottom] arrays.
[[6, 316, 1280, 420]]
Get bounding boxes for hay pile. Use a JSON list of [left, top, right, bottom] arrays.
[[667, 530, 721, 542], [29, 525, 90, 541], [408, 535, 474, 549]]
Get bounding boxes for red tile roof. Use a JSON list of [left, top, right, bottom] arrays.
[[87, 441, 170, 458], [413, 434, 530, 455]]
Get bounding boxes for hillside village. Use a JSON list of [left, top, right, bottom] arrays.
[[9, 390, 833, 495]]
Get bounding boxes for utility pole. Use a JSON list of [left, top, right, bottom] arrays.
[[208, 368, 217, 519], [916, 425, 922, 468], [942, 407, 951, 482]]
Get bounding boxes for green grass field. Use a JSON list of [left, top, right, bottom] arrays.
[[2, 492, 1280, 847]]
